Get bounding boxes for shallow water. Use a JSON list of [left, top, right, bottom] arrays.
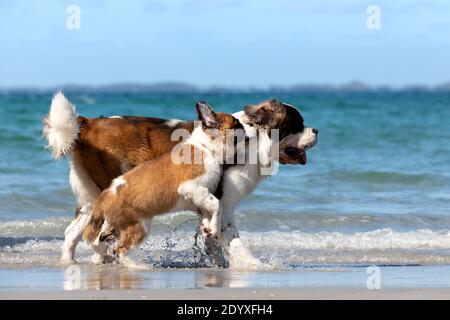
[[1, 265, 450, 290], [1, 91, 450, 270]]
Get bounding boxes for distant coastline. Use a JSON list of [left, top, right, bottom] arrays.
[[1, 81, 450, 94]]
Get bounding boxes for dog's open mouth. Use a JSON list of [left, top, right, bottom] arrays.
[[281, 147, 307, 165]]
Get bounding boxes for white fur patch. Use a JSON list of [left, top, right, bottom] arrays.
[[232, 111, 257, 139], [70, 160, 101, 209], [280, 126, 318, 151], [109, 116, 122, 119], [110, 176, 126, 194], [165, 119, 181, 127]]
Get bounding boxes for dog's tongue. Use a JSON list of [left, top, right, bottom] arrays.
[[299, 151, 307, 165]]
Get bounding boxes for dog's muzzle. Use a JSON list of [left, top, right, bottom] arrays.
[[279, 127, 318, 165], [282, 147, 307, 165]]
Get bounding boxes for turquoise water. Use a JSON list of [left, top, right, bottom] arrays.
[[1, 91, 450, 267]]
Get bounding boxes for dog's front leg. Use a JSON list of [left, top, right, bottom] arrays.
[[219, 211, 241, 251], [219, 208, 264, 270], [179, 185, 222, 238], [90, 220, 113, 264], [196, 209, 212, 237]]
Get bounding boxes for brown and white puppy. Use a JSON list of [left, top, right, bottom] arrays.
[[83, 102, 244, 268], [43, 93, 318, 267], [44, 93, 199, 264]]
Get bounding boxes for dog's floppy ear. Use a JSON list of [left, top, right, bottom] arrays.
[[244, 103, 268, 126], [244, 99, 284, 128], [196, 101, 218, 128]]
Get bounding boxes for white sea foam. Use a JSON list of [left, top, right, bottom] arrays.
[[243, 229, 450, 250], [2, 216, 450, 251], [0, 217, 71, 237], [3, 228, 450, 252], [2, 223, 450, 267]]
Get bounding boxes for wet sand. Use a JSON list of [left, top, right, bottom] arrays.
[[1, 264, 450, 299], [1, 288, 450, 300]]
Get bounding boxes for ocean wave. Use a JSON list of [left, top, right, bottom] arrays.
[[2, 228, 450, 267], [0, 217, 71, 237], [3, 228, 449, 252], [0, 129, 37, 145], [245, 229, 450, 250], [323, 170, 448, 187], [79, 95, 96, 105], [2, 212, 450, 238], [235, 211, 450, 232]]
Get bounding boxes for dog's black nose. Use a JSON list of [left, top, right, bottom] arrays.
[[312, 128, 318, 134]]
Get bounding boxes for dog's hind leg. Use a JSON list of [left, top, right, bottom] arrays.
[[61, 206, 92, 264], [61, 158, 101, 264]]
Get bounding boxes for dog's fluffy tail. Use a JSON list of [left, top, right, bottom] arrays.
[[43, 91, 79, 159]]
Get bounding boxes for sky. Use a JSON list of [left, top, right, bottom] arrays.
[[0, 0, 449, 88]]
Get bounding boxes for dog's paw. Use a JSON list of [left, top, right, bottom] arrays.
[[200, 224, 211, 237], [119, 255, 150, 271], [102, 254, 116, 264], [60, 256, 77, 266], [228, 239, 265, 271], [91, 253, 104, 265], [208, 225, 221, 239]]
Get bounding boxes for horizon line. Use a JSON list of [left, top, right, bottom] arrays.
[[1, 80, 450, 93]]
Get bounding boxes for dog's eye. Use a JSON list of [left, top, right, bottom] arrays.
[[248, 123, 254, 127]]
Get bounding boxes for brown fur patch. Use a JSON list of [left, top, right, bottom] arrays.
[[74, 116, 194, 190]]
